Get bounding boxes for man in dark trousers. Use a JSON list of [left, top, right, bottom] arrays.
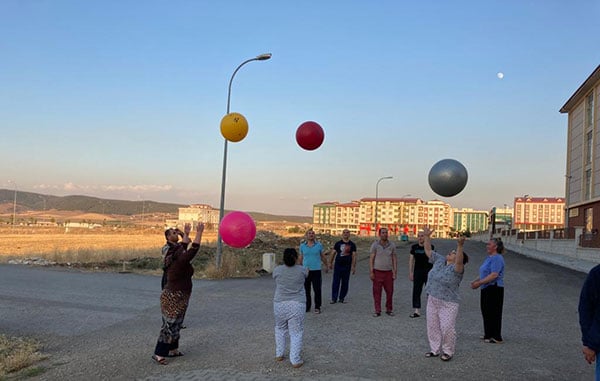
[[408, 231, 434, 318], [329, 229, 357, 304], [579, 263, 600, 380]]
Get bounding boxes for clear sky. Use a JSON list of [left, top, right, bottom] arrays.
[[1, 0, 599, 216]]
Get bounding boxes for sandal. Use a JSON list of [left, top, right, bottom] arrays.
[[314, 308, 321, 314], [386, 311, 395, 316], [275, 356, 285, 362], [151, 355, 168, 365], [409, 313, 420, 318], [425, 352, 439, 358], [167, 350, 184, 357], [440, 353, 452, 361], [372, 312, 381, 317]]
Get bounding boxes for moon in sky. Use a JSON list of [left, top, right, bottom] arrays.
[[497, 72, 504, 79]]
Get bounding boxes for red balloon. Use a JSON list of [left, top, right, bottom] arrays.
[[296, 121, 324, 151], [219, 211, 256, 248]]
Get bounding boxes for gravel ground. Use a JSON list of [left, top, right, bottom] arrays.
[[0, 239, 593, 380]]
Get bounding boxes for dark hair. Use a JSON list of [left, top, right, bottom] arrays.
[[164, 228, 173, 239], [283, 248, 298, 266], [493, 238, 505, 254]]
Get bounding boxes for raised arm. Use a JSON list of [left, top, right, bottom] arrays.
[[454, 235, 465, 273], [193, 222, 204, 245], [422, 226, 434, 259], [182, 222, 192, 244]]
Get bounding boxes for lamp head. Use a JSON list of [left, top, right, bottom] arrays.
[[256, 53, 272, 61]]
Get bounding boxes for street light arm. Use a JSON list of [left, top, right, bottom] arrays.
[[226, 53, 272, 114]]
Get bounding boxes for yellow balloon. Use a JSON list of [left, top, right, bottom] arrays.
[[220, 112, 249, 142]]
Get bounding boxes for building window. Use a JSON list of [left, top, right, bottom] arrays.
[[586, 130, 593, 165], [586, 92, 594, 129], [585, 169, 592, 200], [585, 207, 593, 232]]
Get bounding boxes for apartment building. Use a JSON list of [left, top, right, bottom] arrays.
[[561, 65, 600, 233], [452, 208, 489, 234], [314, 197, 452, 238], [166, 203, 220, 228], [513, 196, 565, 232], [312, 201, 360, 234]]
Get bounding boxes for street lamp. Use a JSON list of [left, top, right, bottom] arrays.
[[374, 176, 393, 235], [8, 180, 17, 229], [216, 53, 272, 268]]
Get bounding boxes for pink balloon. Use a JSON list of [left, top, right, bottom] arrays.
[[296, 121, 324, 151], [219, 211, 257, 248]]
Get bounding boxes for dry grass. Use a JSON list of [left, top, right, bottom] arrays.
[[0, 334, 47, 378]]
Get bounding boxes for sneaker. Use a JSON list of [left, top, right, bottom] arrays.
[[330, 300, 337, 304], [339, 299, 346, 303], [385, 311, 395, 316], [372, 312, 381, 317]]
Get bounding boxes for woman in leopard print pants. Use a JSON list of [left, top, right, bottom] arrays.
[[152, 222, 204, 365]]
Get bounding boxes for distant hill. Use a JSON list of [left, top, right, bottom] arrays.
[[0, 189, 311, 223]]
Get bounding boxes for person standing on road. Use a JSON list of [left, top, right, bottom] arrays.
[[273, 248, 309, 368], [422, 226, 468, 361], [152, 222, 204, 365], [578, 263, 600, 380], [329, 229, 357, 304], [470, 237, 505, 344], [408, 231, 434, 318], [299, 229, 328, 314], [369, 228, 397, 317]]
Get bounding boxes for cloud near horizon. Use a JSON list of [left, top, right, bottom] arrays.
[[34, 183, 173, 194]]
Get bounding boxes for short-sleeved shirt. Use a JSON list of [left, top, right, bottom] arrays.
[[300, 241, 324, 270], [333, 240, 356, 268], [479, 254, 505, 288], [273, 264, 308, 303], [370, 240, 396, 271], [425, 251, 464, 303], [410, 243, 434, 272]]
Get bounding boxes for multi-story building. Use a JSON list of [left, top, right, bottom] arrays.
[[314, 197, 452, 238], [561, 65, 600, 233], [166, 204, 220, 229], [312, 202, 337, 233], [513, 196, 565, 232], [452, 208, 489, 234]]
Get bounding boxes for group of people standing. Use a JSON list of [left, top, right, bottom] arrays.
[[272, 227, 506, 367], [142, 220, 600, 377]]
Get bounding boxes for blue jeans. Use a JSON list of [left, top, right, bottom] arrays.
[[332, 265, 351, 302]]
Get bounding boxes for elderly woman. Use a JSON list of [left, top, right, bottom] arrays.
[[152, 222, 204, 365], [422, 226, 468, 362], [471, 237, 505, 344], [273, 248, 309, 368]]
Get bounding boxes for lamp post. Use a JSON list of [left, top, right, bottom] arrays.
[[8, 180, 17, 230], [216, 53, 272, 269], [374, 176, 393, 235]]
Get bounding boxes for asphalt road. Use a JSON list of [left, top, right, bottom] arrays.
[[0, 239, 593, 380]]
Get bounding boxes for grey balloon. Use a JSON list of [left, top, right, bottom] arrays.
[[428, 159, 468, 197]]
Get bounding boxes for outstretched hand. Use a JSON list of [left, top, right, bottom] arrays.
[[423, 226, 434, 237]]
